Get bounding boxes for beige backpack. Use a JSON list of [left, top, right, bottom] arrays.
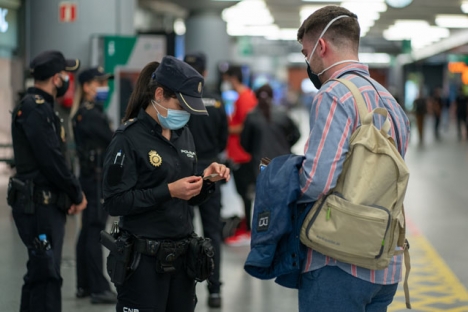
[[300, 78, 411, 308]]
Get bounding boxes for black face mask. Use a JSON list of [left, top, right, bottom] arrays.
[[307, 62, 322, 90], [55, 77, 69, 98]]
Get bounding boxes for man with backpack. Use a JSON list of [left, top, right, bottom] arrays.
[[296, 6, 411, 311]]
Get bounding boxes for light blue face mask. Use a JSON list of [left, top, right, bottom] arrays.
[[94, 86, 109, 103], [151, 100, 190, 130]]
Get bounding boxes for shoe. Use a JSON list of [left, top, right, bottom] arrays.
[[90, 290, 117, 304], [224, 232, 250, 246], [76, 288, 90, 298], [208, 293, 222, 308]]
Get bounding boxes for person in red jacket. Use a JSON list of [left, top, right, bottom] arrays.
[[222, 65, 257, 245]]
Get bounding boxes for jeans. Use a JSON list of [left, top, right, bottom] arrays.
[[298, 266, 398, 312]]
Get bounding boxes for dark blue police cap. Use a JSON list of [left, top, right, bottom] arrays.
[[184, 52, 207, 74], [153, 55, 207, 115], [30, 50, 80, 80], [78, 67, 114, 85]]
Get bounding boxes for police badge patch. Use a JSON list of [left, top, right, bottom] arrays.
[[148, 150, 162, 167]]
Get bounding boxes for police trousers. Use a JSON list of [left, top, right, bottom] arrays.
[[116, 254, 196, 312], [12, 202, 66, 312], [76, 175, 110, 294]]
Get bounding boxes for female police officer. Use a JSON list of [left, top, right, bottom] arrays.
[[102, 56, 230, 312], [71, 67, 117, 303]]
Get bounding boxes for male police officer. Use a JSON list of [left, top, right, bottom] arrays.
[[9, 50, 87, 312], [184, 52, 228, 308]]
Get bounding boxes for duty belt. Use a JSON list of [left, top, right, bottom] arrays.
[[134, 237, 189, 260]]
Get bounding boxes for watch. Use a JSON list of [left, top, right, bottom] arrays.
[[385, 0, 413, 8]]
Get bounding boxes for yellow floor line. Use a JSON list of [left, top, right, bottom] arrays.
[[389, 234, 468, 311]]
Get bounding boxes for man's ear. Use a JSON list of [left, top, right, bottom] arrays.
[[51, 73, 62, 86], [317, 38, 327, 57]]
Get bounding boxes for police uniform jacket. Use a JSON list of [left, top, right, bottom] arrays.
[[103, 109, 208, 240], [72, 101, 113, 172], [187, 90, 228, 162], [11, 87, 83, 204]]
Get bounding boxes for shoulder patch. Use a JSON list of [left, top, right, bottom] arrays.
[[116, 118, 138, 132], [34, 95, 44, 104]]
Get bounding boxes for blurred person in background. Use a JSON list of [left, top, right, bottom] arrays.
[[454, 85, 468, 140], [184, 52, 228, 308], [9, 50, 87, 311], [222, 65, 257, 246], [241, 84, 300, 173], [102, 57, 230, 312], [71, 67, 117, 304], [430, 87, 445, 140], [413, 89, 428, 144]]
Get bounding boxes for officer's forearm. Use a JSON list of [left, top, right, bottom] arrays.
[[104, 186, 172, 216]]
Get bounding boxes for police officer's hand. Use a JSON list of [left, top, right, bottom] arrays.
[[168, 176, 203, 200], [68, 192, 88, 215], [203, 162, 231, 182]]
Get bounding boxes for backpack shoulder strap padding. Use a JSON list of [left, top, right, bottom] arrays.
[[332, 78, 392, 137]]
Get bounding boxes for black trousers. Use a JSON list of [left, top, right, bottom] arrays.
[[193, 161, 223, 294], [232, 161, 256, 231], [116, 254, 196, 312], [76, 175, 110, 294], [12, 203, 66, 312], [456, 113, 468, 139]]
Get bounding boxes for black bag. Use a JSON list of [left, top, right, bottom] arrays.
[[186, 235, 214, 282]]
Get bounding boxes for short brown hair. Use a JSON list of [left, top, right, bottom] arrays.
[[297, 6, 360, 53]]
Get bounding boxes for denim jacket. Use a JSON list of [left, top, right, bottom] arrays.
[[244, 154, 313, 289]]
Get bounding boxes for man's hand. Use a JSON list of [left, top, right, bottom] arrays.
[[168, 176, 203, 200], [68, 192, 88, 215]]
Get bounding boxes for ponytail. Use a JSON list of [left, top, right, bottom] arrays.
[[255, 84, 273, 122], [123, 61, 160, 122]]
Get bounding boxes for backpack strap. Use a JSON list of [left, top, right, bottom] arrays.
[[332, 78, 392, 138]]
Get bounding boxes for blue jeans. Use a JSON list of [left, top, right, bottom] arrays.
[[298, 266, 398, 312]]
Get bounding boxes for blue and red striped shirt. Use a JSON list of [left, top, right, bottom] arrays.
[[299, 63, 410, 285]]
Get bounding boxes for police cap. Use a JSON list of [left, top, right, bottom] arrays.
[[78, 67, 114, 85], [30, 50, 80, 80], [184, 52, 207, 74], [153, 55, 207, 115]]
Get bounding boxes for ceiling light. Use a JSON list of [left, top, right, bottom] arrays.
[[222, 0, 274, 26], [383, 20, 450, 50], [435, 14, 468, 28], [341, 1, 387, 13], [266, 28, 299, 40], [173, 18, 186, 35], [300, 5, 326, 23], [359, 53, 391, 65], [227, 24, 279, 37], [462, 1, 468, 13]]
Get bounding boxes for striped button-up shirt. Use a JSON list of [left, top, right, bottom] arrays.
[[299, 63, 410, 285]]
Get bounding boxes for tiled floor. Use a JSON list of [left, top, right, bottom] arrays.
[[1, 108, 468, 311]]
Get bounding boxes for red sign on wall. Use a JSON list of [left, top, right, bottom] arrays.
[[59, 2, 77, 23]]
